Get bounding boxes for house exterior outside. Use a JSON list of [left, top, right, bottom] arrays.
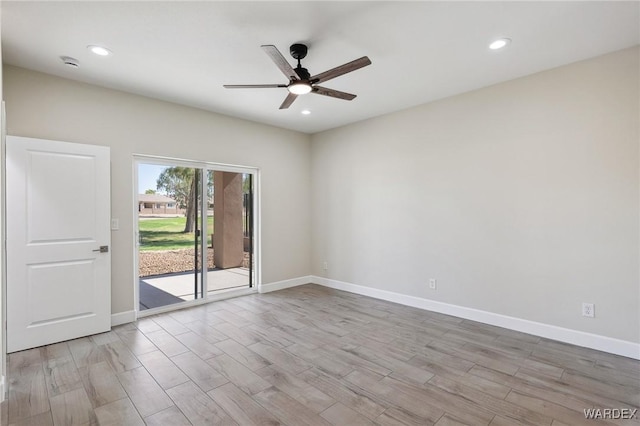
[[138, 194, 183, 216]]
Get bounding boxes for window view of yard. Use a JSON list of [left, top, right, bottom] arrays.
[[138, 226, 202, 277], [137, 164, 251, 278], [138, 215, 250, 278], [138, 216, 220, 278], [138, 164, 209, 277], [139, 216, 213, 251]]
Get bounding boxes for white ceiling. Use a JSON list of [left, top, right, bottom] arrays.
[[2, 1, 639, 134]]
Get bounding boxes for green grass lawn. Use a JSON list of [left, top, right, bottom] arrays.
[[139, 216, 213, 251]]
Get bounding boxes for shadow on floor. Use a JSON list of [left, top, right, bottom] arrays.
[[139, 280, 185, 310]]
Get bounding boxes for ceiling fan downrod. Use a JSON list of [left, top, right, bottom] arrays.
[[290, 44, 310, 80]]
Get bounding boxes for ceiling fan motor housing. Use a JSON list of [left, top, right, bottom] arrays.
[[290, 43, 308, 60], [295, 67, 310, 80]]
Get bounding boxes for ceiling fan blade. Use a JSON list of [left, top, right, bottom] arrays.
[[312, 86, 357, 101], [279, 92, 298, 109], [261, 45, 299, 81], [223, 84, 287, 89], [310, 56, 371, 84]]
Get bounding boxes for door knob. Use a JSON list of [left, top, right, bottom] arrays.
[[93, 245, 109, 253]]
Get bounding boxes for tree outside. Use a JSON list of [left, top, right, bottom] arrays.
[[156, 167, 197, 233]]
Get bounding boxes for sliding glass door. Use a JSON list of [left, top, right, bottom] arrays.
[[206, 171, 253, 294], [136, 159, 257, 313], [137, 164, 203, 310]]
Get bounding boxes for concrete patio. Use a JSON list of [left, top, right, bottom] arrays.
[[139, 267, 249, 310]]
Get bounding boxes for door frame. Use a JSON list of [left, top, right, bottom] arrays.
[[133, 154, 261, 318]]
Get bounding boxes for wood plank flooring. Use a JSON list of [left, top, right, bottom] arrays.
[[1, 284, 639, 425]]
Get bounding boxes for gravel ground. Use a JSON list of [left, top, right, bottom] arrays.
[[139, 248, 249, 277]]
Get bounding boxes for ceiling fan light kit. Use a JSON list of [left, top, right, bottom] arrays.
[[224, 43, 371, 109], [288, 80, 312, 95]]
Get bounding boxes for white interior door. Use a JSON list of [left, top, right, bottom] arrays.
[[7, 136, 111, 353]]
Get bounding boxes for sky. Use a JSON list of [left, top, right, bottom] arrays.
[[138, 163, 169, 194]]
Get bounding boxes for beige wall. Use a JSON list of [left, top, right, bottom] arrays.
[[3, 65, 312, 315], [311, 47, 640, 343]]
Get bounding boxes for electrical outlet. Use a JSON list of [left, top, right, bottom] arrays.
[[582, 303, 595, 318], [323, 261, 328, 271], [111, 218, 119, 230], [429, 278, 437, 290]]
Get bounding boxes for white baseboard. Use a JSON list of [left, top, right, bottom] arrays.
[[206, 287, 257, 302], [311, 276, 640, 360], [259, 276, 313, 294], [111, 310, 136, 327]]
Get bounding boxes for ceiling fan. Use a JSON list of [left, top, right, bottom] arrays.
[[224, 44, 371, 110]]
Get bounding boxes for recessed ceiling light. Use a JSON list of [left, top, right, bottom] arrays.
[[87, 45, 112, 56], [489, 38, 511, 50], [301, 110, 311, 115]]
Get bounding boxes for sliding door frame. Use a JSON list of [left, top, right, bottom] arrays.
[[133, 154, 260, 318]]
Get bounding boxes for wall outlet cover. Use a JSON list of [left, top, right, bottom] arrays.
[[582, 302, 595, 318]]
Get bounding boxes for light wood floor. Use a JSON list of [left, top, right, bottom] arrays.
[[2, 284, 639, 425]]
